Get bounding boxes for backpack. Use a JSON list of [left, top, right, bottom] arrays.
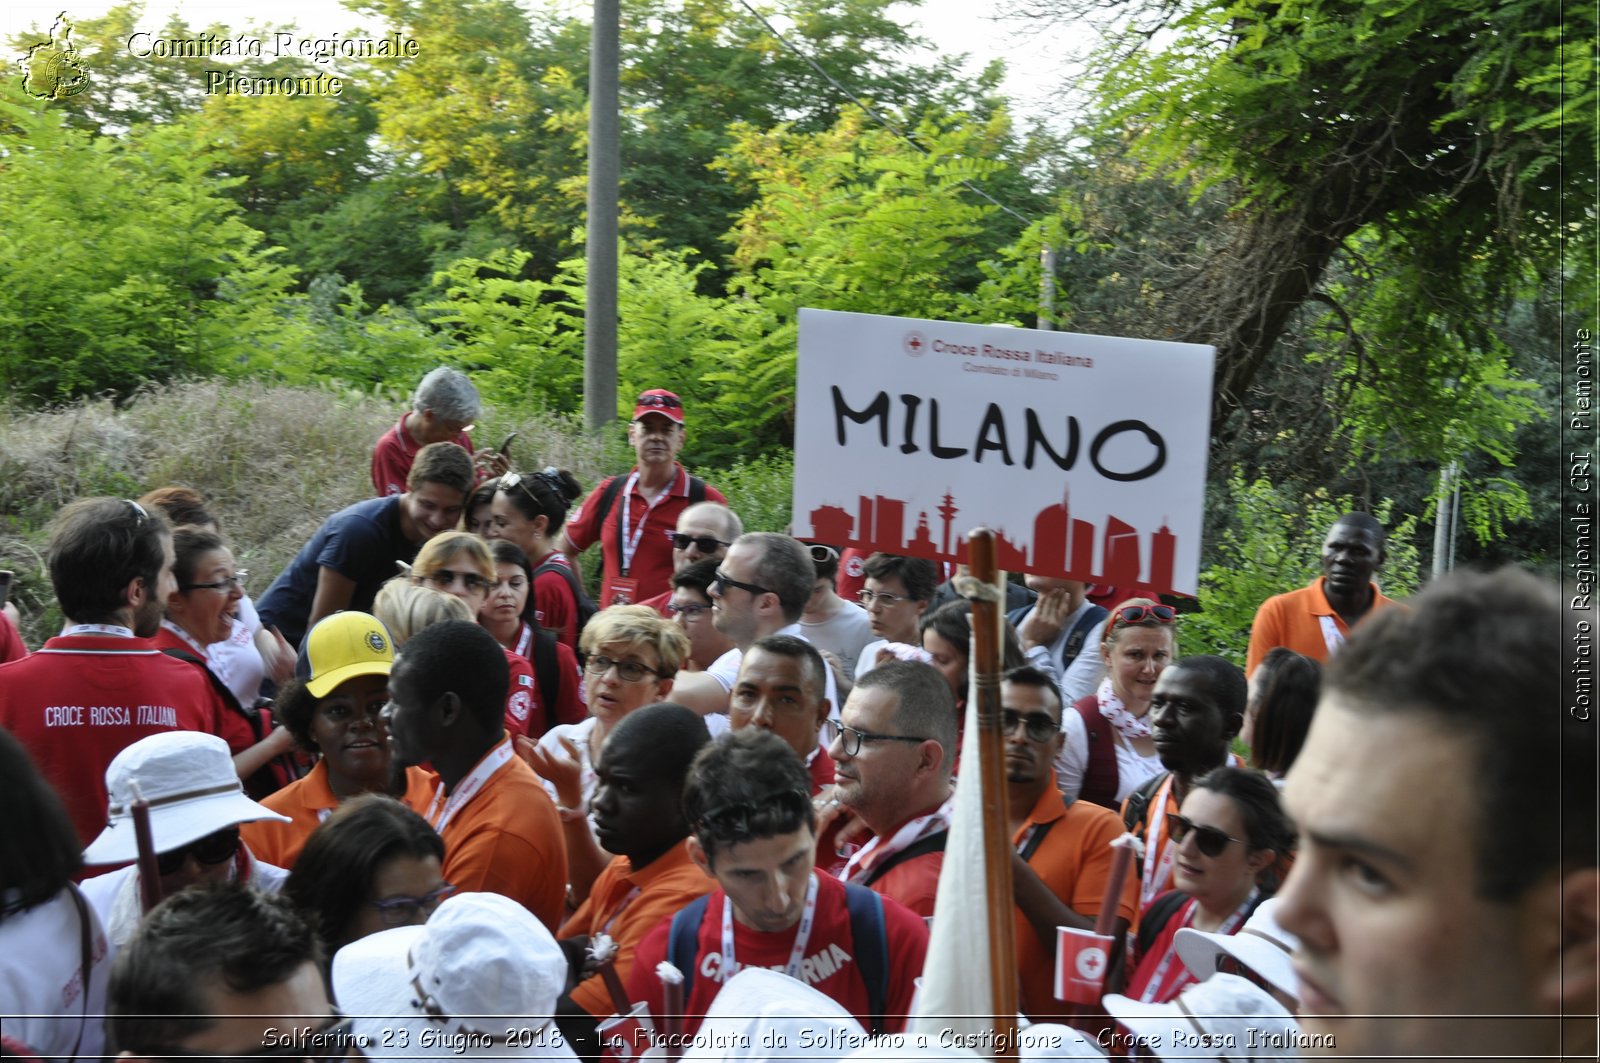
[[589, 470, 708, 578], [532, 557, 598, 640], [1006, 601, 1109, 670], [667, 884, 891, 1035], [528, 625, 568, 734]]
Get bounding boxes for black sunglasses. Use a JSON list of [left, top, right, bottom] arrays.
[[665, 532, 731, 552], [1001, 709, 1060, 743], [156, 826, 241, 876], [1165, 813, 1247, 858], [711, 569, 773, 598]]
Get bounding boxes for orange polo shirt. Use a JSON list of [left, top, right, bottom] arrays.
[[240, 760, 437, 869], [559, 842, 715, 1018], [1245, 577, 1397, 675], [435, 739, 569, 930], [1012, 775, 1140, 1021]]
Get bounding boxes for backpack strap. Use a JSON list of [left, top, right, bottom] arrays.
[[1137, 890, 1191, 957], [161, 647, 259, 735], [1061, 604, 1109, 665], [860, 830, 949, 888], [688, 475, 706, 504], [666, 892, 714, 984], [843, 884, 889, 1037], [1074, 696, 1121, 810], [531, 629, 564, 733], [1017, 794, 1077, 863], [532, 558, 597, 634], [590, 474, 629, 536], [66, 883, 94, 1060]]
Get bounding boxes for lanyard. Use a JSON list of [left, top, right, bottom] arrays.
[[426, 739, 514, 835], [1318, 614, 1345, 656], [514, 621, 534, 659], [720, 872, 818, 982], [600, 886, 643, 936], [1139, 889, 1258, 1003], [617, 470, 674, 576], [160, 619, 209, 657], [62, 623, 135, 638], [1139, 775, 1177, 908]]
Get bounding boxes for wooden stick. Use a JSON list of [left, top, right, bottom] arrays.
[[966, 528, 1019, 1061], [129, 781, 163, 914]]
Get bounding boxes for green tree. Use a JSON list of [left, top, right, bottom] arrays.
[[0, 86, 297, 401]]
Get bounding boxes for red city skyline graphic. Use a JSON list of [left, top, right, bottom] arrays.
[[806, 486, 1178, 591]]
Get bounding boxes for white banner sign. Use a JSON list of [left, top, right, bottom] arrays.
[[792, 309, 1215, 595]]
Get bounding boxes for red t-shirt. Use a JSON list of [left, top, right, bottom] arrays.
[[563, 466, 726, 608], [835, 548, 871, 604], [0, 632, 219, 845], [628, 872, 927, 1040], [529, 553, 580, 650], [502, 625, 586, 739], [370, 415, 473, 497], [0, 612, 26, 663], [150, 626, 259, 759]]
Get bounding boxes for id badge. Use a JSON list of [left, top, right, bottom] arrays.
[[608, 576, 638, 607]]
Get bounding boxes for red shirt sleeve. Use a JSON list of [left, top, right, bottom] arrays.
[[552, 641, 587, 726], [503, 648, 538, 739], [532, 567, 579, 649], [879, 893, 931, 1032], [0, 612, 26, 663], [371, 423, 410, 497], [563, 478, 613, 553]]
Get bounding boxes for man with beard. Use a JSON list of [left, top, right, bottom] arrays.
[[1245, 512, 1396, 675], [0, 498, 217, 846]]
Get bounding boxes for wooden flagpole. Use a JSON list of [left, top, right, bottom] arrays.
[[966, 528, 1018, 1059]]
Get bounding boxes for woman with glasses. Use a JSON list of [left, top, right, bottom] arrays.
[[1058, 597, 1179, 809], [1124, 767, 1292, 1004], [151, 525, 299, 799], [284, 794, 450, 962], [521, 605, 688, 903], [241, 612, 436, 870], [479, 539, 584, 738], [485, 467, 586, 650]]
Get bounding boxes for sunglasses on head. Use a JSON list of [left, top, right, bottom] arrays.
[[806, 544, 839, 564], [156, 826, 240, 876], [1115, 604, 1177, 626], [665, 532, 730, 552], [1165, 813, 1247, 857], [637, 393, 683, 410]]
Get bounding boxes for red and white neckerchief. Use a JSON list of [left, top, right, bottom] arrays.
[[61, 623, 135, 638], [720, 872, 819, 982], [840, 793, 955, 884], [1137, 888, 1258, 1003], [1097, 677, 1154, 740], [425, 738, 515, 834], [1317, 615, 1345, 656], [618, 469, 677, 576], [1138, 775, 1178, 908]]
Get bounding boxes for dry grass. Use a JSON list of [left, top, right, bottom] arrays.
[[0, 379, 618, 646]]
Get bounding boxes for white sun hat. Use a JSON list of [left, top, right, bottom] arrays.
[[332, 891, 577, 1061], [682, 967, 868, 1062], [1174, 896, 1300, 1003], [1102, 973, 1300, 1061], [83, 731, 288, 866]]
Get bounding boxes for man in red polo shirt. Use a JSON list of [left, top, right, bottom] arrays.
[[0, 498, 218, 845], [562, 389, 726, 608], [829, 660, 957, 919], [371, 366, 509, 496]]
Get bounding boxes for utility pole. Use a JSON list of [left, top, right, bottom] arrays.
[[583, 0, 619, 432], [1037, 246, 1057, 331], [1432, 460, 1458, 578]]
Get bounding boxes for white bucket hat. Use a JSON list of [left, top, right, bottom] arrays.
[[1102, 973, 1301, 1061], [682, 967, 868, 1062], [83, 731, 289, 866], [332, 892, 577, 1061], [1174, 897, 1300, 1003]]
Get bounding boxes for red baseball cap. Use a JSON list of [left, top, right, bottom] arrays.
[[632, 388, 685, 424]]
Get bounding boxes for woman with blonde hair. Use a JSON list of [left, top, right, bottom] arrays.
[[1056, 597, 1178, 808]]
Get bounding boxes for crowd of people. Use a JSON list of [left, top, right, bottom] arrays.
[[0, 368, 1588, 1063]]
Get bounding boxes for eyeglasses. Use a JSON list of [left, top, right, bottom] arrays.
[[370, 883, 456, 926], [1001, 709, 1060, 742], [807, 544, 839, 563], [834, 724, 929, 757], [421, 569, 492, 593], [584, 654, 666, 683], [155, 827, 240, 876], [696, 789, 812, 836], [666, 532, 731, 552], [857, 588, 911, 607], [667, 601, 709, 620], [157, 1014, 353, 1063], [711, 569, 773, 598], [183, 570, 248, 593], [1165, 813, 1248, 858], [1114, 604, 1177, 626]]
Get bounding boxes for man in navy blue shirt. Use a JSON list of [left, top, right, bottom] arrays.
[[258, 443, 474, 647]]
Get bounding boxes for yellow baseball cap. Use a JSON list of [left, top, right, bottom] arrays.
[[297, 611, 395, 697]]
